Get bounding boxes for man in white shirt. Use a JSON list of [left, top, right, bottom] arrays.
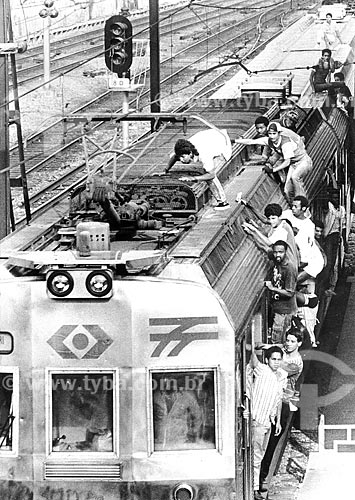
[[317, 13, 343, 49], [242, 203, 299, 267], [165, 128, 232, 210], [282, 196, 315, 266], [236, 122, 312, 203]]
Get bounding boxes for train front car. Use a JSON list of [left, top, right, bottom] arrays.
[[0, 253, 237, 500]]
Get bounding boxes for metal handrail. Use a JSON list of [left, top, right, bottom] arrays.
[[0, 413, 14, 449]]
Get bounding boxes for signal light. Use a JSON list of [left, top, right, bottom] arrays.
[[104, 15, 133, 77]]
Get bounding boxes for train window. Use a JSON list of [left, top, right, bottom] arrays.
[[50, 372, 116, 453], [0, 368, 19, 455], [151, 370, 216, 451]]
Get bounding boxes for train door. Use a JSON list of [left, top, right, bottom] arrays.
[[239, 333, 253, 500], [237, 309, 267, 500]]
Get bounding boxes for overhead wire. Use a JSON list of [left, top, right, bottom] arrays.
[[191, 0, 290, 10], [0, 0, 192, 111], [18, 0, 29, 41], [3, 0, 325, 141]]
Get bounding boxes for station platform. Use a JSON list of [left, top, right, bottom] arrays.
[[297, 277, 355, 498], [298, 449, 355, 499]]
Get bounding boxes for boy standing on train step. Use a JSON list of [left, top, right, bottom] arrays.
[[165, 128, 232, 210], [247, 345, 287, 500]]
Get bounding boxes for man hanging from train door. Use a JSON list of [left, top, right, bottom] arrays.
[[165, 128, 232, 210], [247, 345, 287, 500], [257, 327, 304, 494]]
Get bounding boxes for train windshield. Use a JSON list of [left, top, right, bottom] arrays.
[[51, 373, 114, 453], [152, 370, 216, 451]]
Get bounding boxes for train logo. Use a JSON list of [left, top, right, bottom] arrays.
[[47, 324, 113, 359], [149, 316, 218, 357]]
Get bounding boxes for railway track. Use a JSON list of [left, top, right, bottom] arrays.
[[14, 0, 242, 86], [10, 0, 253, 185], [11, 0, 308, 233]]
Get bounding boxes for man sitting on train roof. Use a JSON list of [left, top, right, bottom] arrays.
[[309, 48, 343, 99], [165, 128, 232, 210]]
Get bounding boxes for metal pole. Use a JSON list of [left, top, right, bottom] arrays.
[[0, 0, 11, 237], [8, 17, 31, 224], [43, 16, 51, 86], [122, 90, 130, 148], [149, 0, 161, 118]]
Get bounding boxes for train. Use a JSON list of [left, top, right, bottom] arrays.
[[0, 6, 354, 500]]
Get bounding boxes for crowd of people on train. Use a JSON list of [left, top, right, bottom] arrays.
[[163, 51, 351, 216], [239, 110, 346, 498], [232, 42, 350, 496], [159, 11, 351, 500]]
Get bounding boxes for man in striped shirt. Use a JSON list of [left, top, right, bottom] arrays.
[[247, 346, 288, 500], [259, 328, 304, 493]]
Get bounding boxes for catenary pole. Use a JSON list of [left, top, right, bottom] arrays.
[[149, 0, 161, 119], [0, 0, 11, 237]]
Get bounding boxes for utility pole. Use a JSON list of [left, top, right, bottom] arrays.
[[39, 0, 59, 87], [0, 0, 11, 238], [149, 0, 161, 117]]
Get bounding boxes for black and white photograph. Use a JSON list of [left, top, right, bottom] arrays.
[[0, 0, 354, 498]]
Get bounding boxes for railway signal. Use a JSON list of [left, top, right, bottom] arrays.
[[104, 15, 133, 78]]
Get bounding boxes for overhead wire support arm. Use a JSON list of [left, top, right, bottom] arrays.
[[64, 113, 197, 124], [192, 59, 253, 83]]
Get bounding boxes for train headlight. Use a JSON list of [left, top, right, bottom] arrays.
[[85, 271, 113, 297], [47, 271, 74, 297], [173, 484, 195, 500]]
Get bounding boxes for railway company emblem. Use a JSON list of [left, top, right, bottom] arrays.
[[149, 316, 218, 357], [47, 325, 113, 359]]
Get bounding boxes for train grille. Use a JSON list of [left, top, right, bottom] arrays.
[[44, 461, 121, 480]]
